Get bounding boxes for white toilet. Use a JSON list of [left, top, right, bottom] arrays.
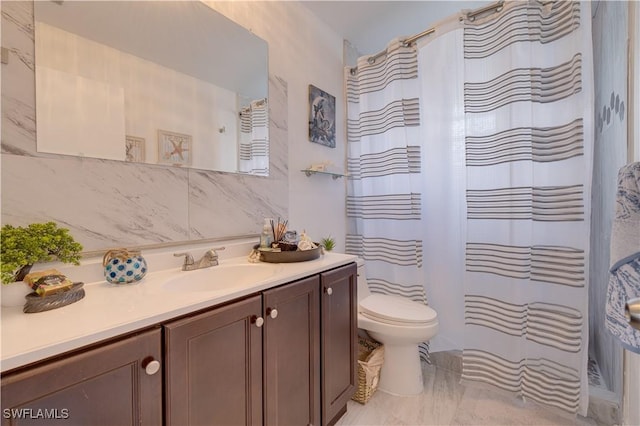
[[356, 258, 438, 396]]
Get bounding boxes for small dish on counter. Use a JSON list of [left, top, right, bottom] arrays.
[[23, 282, 85, 314]]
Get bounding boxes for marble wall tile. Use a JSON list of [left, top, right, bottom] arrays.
[[266, 75, 289, 182], [1, 1, 289, 251], [187, 75, 289, 240], [2, 156, 190, 250], [188, 170, 287, 240], [1, 1, 37, 155]]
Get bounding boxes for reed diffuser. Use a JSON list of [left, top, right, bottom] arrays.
[[271, 218, 297, 251]]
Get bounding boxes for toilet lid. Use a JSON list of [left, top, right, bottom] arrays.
[[359, 294, 437, 324]]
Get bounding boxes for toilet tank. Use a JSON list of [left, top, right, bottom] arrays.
[[356, 258, 371, 302]]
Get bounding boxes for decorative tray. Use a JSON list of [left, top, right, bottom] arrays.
[[259, 247, 322, 263], [23, 282, 85, 314]]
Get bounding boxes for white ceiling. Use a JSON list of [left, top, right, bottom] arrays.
[[301, 1, 489, 56]]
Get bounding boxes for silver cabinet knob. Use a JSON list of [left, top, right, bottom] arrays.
[[143, 359, 161, 376], [267, 308, 278, 319], [325, 287, 333, 296], [252, 316, 264, 327]]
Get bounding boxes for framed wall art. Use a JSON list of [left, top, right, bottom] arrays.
[[157, 130, 192, 166], [125, 135, 146, 162], [308, 85, 336, 148]]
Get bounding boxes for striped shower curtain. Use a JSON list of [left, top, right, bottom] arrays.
[[461, 1, 593, 415], [346, 39, 431, 360], [347, 0, 593, 415], [238, 98, 268, 175]]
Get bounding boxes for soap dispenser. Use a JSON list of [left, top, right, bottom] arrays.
[[260, 218, 273, 249]]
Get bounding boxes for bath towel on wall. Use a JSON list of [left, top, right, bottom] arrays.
[[606, 162, 640, 353]]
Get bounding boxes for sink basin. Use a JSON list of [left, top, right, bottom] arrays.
[[162, 263, 277, 293]]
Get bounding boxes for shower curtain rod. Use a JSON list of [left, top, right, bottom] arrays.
[[351, 0, 504, 73], [465, 0, 504, 21], [358, 27, 434, 68]]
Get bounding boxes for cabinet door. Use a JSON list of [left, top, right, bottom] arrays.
[[320, 263, 357, 426], [1, 328, 162, 426], [263, 276, 320, 426], [164, 295, 262, 426]]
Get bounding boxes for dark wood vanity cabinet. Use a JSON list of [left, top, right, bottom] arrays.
[[263, 275, 321, 426], [0, 328, 163, 426], [164, 264, 356, 426], [165, 276, 322, 426], [320, 263, 357, 426], [0, 263, 357, 426], [164, 295, 263, 426], [262, 263, 357, 426]]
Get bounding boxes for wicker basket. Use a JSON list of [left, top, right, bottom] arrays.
[[352, 336, 384, 404]]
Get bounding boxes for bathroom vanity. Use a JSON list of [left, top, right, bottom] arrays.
[[0, 253, 357, 426]]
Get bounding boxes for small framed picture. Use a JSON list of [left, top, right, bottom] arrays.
[[308, 85, 336, 148], [157, 130, 192, 166], [125, 135, 146, 162]]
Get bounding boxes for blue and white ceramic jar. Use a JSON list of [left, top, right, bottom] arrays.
[[103, 248, 147, 284]]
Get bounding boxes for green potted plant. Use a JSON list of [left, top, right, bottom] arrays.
[[320, 236, 336, 252], [1, 222, 83, 306]]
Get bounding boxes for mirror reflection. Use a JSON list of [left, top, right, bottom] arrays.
[[34, 1, 269, 175]]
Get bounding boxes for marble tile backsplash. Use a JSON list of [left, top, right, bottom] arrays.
[[1, 1, 288, 251]]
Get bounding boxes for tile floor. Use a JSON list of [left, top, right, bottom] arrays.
[[336, 360, 602, 426]]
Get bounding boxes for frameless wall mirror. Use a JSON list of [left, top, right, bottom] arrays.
[[34, 1, 269, 176]]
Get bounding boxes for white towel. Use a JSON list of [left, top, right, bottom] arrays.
[[605, 162, 640, 353]]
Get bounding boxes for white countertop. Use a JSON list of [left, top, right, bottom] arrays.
[[0, 252, 357, 372]]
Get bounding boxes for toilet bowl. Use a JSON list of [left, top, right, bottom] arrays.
[[356, 259, 438, 396]]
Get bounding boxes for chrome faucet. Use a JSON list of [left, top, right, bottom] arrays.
[[174, 247, 225, 271]]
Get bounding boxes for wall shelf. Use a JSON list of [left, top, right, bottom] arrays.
[[301, 169, 346, 180]]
